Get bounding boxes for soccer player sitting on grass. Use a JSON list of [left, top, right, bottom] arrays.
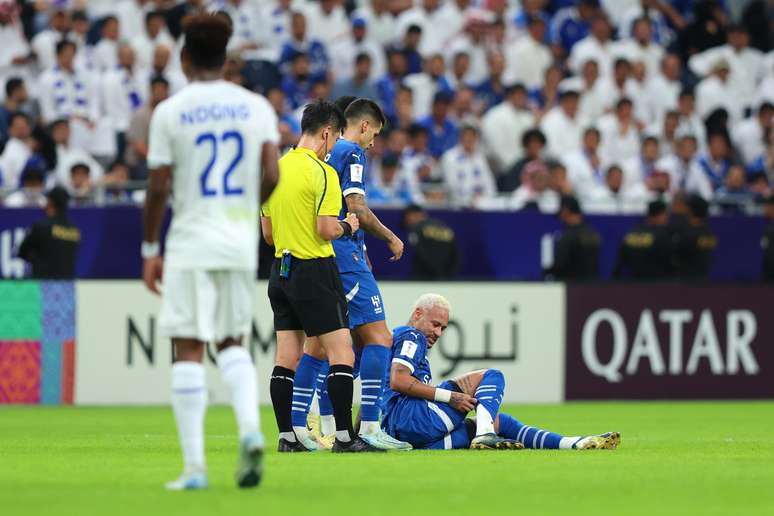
[[381, 294, 621, 450]]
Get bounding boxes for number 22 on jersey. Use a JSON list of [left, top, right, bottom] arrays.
[[196, 130, 244, 197]]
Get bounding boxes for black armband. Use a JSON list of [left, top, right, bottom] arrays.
[[338, 220, 353, 238]]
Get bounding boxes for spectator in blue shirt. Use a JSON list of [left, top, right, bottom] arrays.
[[376, 50, 409, 127], [474, 52, 507, 113], [331, 52, 379, 101], [393, 24, 424, 75], [417, 91, 459, 158], [0, 78, 30, 150], [278, 11, 329, 79], [549, 0, 598, 56], [265, 87, 300, 151], [280, 51, 314, 109]]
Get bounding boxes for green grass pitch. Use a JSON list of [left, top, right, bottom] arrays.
[[2, 402, 773, 516]]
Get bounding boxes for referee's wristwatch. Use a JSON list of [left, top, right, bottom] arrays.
[[141, 241, 160, 259]]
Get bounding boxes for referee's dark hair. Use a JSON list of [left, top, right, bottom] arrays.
[[344, 98, 386, 128], [301, 99, 346, 136], [182, 13, 233, 70]]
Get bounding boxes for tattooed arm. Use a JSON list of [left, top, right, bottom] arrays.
[[345, 193, 404, 261]]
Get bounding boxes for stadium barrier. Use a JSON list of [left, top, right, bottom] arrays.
[[565, 284, 773, 399], [0, 207, 768, 281], [1, 281, 771, 404], [74, 281, 564, 405]]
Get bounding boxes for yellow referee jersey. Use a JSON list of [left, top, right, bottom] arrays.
[[261, 146, 342, 259]]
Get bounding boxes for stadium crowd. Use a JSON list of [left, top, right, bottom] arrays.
[[0, 0, 772, 214]]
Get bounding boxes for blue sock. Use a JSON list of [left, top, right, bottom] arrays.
[[317, 362, 333, 417], [497, 413, 566, 449], [291, 354, 324, 428], [359, 344, 390, 424], [475, 369, 505, 424]]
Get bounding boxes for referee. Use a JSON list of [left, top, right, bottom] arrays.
[[261, 100, 379, 453]]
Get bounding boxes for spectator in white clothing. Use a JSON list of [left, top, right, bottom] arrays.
[[675, 89, 707, 147], [31, 9, 72, 73], [130, 10, 175, 71], [563, 127, 604, 202], [39, 40, 99, 151], [688, 24, 765, 112], [481, 83, 535, 176], [50, 118, 104, 192], [93, 15, 120, 72], [352, 0, 397, 48], [304, 0, 350, 49], [578, 59, 606, 124], [621, 135, 661, 193], [117, 0, 153, 42], [510, 159, 558, 212], [568, 14, 615, 78], [540, 86, 582, 158], [503, 15, 551, 91], [656, 133, 701, 194], [0, 112, 32, 189], [142, 45, 187, 97], [732, 102, 774, 167], [612, 17, 664, 81], [648, 53, 683, 117], [441, 121, 496, 207], [598, 97, 642, 167], [3, 164, 46, 207], [695, 58, 743, 124], [101, 44, 145, 161], [585, 164, 649, 214], [329, 16, 386, 82]]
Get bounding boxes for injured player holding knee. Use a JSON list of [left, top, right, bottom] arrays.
[[380, 294, 621, 451]]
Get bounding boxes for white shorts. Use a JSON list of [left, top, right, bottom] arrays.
[[159, 269, 255, 342]]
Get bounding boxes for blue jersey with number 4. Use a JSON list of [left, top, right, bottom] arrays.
[[326, 138, 369, 273]]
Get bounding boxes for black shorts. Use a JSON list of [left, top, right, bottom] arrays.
[[267, 256, 349, 337]]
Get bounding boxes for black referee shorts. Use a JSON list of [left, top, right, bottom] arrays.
[[268, 256, 349, 337]]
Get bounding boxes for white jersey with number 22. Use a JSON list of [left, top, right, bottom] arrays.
[[147, 79, 279, 270]]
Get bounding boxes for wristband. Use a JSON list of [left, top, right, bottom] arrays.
[[434, 388, 452, 403], [141, 241, 160, 259], [338, 221, 353, 238]]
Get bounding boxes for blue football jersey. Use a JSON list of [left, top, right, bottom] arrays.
[[381, 325, 434, 415], [326, 138, 369, 273]]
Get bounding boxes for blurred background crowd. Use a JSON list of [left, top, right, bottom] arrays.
[[0, 0, 773, 216]]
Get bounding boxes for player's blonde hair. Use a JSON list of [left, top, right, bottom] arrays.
[[412, 293, 451, 314]]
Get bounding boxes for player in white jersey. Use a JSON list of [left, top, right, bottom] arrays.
[[142, 14, 280, 491]]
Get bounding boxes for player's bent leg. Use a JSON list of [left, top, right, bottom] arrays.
[[271, 330, 311, 452], [494, 414, 621, 450], [166, 338, 209, 490], [460, 370, 522, 450], [215, 337, 266, 487], [352, 321, 412, 450], [423, 421, 476, 450]]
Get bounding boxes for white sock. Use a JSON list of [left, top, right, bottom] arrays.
[[171, 362, 207, 472], [559, 436, 582, 449], [217, 346, 260, 440], [336, 430, 352, 443], [475, 405, 495, 436], [279, 431, 296, 442], [359, 420, 380, 435], [293, 425, 310, 442], [320, 415, 335, 436]]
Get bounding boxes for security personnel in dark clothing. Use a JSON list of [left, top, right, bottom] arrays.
[[545, 196, 600, 280], [613, 200, 672, 279], [672, 194, 717, 279], [402, 204, 459, 280], [760, 195, 774, 280], [17, 186, 80, 278]]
